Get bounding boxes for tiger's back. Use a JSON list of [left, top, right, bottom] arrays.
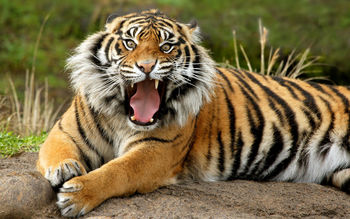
[[187, 68, 350, 186]]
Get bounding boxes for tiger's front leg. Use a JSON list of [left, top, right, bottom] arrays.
[[56, 141, 186, 217], [37, 122, 88, 189]]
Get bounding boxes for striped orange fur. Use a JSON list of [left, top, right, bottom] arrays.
[[37, 9, 350, 217]]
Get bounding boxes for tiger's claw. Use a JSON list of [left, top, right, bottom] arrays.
[[44, 159, 86, 188]]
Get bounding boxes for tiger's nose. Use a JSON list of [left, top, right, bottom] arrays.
[[136, 59, 157, 74]]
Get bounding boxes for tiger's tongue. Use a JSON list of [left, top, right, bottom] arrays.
[[130, 80, 160, 123]]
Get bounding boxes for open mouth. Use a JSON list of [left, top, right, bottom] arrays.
[[126, 79, 166, 126]]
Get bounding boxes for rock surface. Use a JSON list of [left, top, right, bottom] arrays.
[[0, 153, 54, 219], [1, 152, 350, 218]]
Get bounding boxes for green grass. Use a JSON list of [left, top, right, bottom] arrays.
[[0, 131, 47, 158]]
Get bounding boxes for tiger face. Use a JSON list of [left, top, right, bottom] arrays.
[[68, 9, 215, 131]]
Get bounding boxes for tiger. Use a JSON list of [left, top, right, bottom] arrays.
[[37, 9, 350, 217]]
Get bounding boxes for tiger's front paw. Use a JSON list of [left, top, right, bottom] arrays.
[[44, 159, 87, 188], [56, 175, 104, 217]]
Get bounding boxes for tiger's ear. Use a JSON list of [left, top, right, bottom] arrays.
[[187, 19, 198, 32], [187, 19, 201, 43], [106, 12, 121, 24], [105, 13, 125, 33]]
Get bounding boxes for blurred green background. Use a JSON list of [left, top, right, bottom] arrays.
[[1, 0, 350, 101]]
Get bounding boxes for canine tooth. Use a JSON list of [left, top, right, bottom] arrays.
[[131, 116, 136, 121], [155, 80, 159, 89], [131, 83, 134, 88], [149, 118, 154, 123]]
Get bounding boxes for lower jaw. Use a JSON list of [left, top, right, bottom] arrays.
[[128, 119, 159, 131], [128, 116, 158, 126]]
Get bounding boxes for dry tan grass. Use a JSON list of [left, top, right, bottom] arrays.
[[0, 95, 13, 131], [1, 12, 63, 136], [7, 71, 64, 136], [231, 20, 321, 80]]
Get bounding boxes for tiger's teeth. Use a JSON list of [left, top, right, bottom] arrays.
[[131, 116, 136, 121], [149, 118, 154, 123], [131, 83, 134, 88], [154, 80, 159, 89]]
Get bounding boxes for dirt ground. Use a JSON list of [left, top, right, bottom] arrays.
[[1, 152, 350, 219]]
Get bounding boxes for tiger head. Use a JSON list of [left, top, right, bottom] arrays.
[[68, 9, 216, 131]]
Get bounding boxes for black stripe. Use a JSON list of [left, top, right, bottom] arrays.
[[58, 118, 92, 171], [90, 33, 109, 70], [118, 20, 126, 31], [230, 68, 245, 77], [327, 85, 349, 114], [88, 106, 114, 147], [205, 104, 216, 164], [175, 48, 182, 59], [178, 37, 186, 44], [294, 106, 318, 169], [242, 72, 299, 180], [286, 80, 321, 120], [217, 131, 225, 174], [112, 55, 125, 63], [104, 37, 114, 62], [301, 107, 317, 130], [139, 30, 147, 39], [104, 93, 119, 104], [167, 73, 200, 103], [327, 85, 350, 151], [307, 81, 333, 98], [126, 28, 133, 37], [297, 131, 313, 170], [317, 97, 334, 158], [128, 134, 181, 149], [257, 124, 284, 178], [222, 88, 236, 161], [74, 98, 104, 166], [156, 29, 162, 40], [115, 41, 122, 54], [240, 85, 265, 178], [158, 64, 172, 71], [272, 77, 300, 100], [190, 45, 203, 86], [183, 45, 191, 69], [217, 69, 234, 92], [191, 45, 201, 70], [157, 22, 166, 27], [159, 19, 174, 28], [228, 69, 259, 100], [132, 27, 138, 37], [267, 98, 285, 126], [228, 131, 243, 180], [248, 156, 265, 179], [121, 70, 135, 74], [128, 17, 147, 25], [131, 20, 148, 26]]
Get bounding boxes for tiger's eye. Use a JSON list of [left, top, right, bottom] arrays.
[[127, 40, 136, 49], [160, 44, 172, 53], [123, 39, 136, 50]]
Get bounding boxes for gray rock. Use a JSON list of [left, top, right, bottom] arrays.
[[0, 169, 55, 219], [0, 153, 55, 219], [1, 153, 350, 218]]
